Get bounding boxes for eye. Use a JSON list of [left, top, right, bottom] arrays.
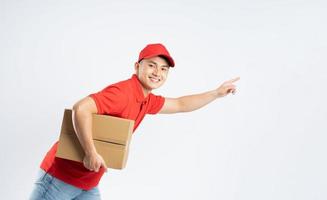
[[148, 64, 154, 67], [161, 67, 168, 71]]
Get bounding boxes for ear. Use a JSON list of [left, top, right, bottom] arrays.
[[134, 62, 139, 73]]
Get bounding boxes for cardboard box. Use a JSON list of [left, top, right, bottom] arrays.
[[56, 109, 134, 169]]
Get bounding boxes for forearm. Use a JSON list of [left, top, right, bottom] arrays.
[[178, 89, 219, 112], [72, 98, 97, 156], [72, 97, 107, 171]]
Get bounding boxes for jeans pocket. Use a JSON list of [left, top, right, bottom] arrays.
[[35, 169, 54, 186], [29, 170, 54, 200], [34, 169, 46, 182]]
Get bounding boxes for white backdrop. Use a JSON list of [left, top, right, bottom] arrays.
[[1, 0, 326, 199]]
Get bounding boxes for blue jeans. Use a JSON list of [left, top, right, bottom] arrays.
[[29, 169, 101, 200]]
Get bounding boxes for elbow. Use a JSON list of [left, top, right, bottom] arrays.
[[178, 98, 197, 113], [178, 98, 188, 113], [72, 103, 85, 122], [72, 102, 80, 111], [71, 101, 92, 132], [72, 102, 83, 114], [72, 100, 89, 116], [72, 97, 97, 116]]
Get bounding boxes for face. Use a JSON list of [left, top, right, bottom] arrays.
[[135, 56, 170, 94]]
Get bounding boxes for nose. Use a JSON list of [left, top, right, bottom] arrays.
[[152, 66, 159, 76]]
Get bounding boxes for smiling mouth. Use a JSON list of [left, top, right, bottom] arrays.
[[149, 76, 160, 83]]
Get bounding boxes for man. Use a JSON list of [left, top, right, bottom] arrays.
[[30, 43, 240, 199]]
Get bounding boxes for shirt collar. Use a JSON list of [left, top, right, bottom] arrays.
[[131, 74, 148, 103]]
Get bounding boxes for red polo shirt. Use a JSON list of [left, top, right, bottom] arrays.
[[40, 74, 165, 190]]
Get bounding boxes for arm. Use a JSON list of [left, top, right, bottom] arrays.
[[159, 77, 240, 114], [72, 96, 107, 172]]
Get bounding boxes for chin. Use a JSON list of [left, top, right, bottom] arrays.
[[146, 79, 165, 89], [151, 82, 166, 90], [147, 84, 161, 90]]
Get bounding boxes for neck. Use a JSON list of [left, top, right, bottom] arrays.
[[141, 87, 151, 98]]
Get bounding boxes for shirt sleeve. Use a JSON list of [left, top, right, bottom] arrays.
[[89, 85, 128, 115], [147, 94, 165, 115]]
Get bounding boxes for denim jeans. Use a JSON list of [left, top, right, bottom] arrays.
[[29, 169, 101, 200]]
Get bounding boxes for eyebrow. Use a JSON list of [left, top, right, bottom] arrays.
[[147, 60, 169, 68]]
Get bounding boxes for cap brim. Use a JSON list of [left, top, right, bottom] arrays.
[[141, 54, 175, 67]]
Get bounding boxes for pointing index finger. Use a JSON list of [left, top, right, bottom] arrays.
[[227, 77, 240, 83]]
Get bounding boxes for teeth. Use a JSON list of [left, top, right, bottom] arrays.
[[149, 77, 160, 82]]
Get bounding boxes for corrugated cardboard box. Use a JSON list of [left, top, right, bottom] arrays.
[[56, 109, 134, 169]]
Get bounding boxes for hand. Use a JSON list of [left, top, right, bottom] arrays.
[[216, 77, 240, 97], [83, 151, 108, 172]]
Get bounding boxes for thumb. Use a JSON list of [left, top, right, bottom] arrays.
[[101, 158, 108, 172]]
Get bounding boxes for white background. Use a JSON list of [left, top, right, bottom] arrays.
[[1, 0, 326, 199]]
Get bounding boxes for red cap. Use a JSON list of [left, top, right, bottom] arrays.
[[138, 43, 175, 67]]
